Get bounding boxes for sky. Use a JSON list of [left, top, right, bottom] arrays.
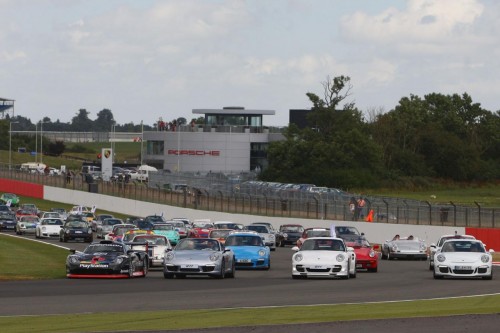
[[1, 0, 499, 127]]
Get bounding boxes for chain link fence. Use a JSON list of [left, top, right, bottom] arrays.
[[1, 167, 498, 228]]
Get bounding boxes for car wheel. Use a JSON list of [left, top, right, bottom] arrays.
[[381, 251, 387, 260], [433, 270, 443, 279], [163, 271, 174, 279], [482, 272, 493, 280], [63, 235, 68, 243], [368, 267, 378, 273], [226, 261, 236, 278], [279, 240, 285, 247], [349, 264, 357, 278], [387, 252, 392, 260], [217, 262, 226, 279], [128, 263, 135, 278], [428, 262, 434, 271], [35, 231, 40, 239], [264, 258, 271, 270]]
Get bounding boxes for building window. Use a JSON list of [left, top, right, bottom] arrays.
[[250, 142, 268, 171], [147, 141, 164, 155]]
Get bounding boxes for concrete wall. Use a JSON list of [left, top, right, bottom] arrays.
[[43, 185, 466, 245]]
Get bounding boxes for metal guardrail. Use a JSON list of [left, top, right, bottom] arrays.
[[1, 168, 498, 228]]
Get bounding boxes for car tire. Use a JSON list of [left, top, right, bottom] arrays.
[[368, 267, 378, 273], [217, 262, 226, 279], [264, 259, 271, 270], [428, 262, 434, 271], [433, 270, 443, 279], [381, 251, 387, 260], [482, 273, 493, 280], [35, 231, 40, 239], [163, 272, 174, 279], [226, 261, 236, 278], [349, 266, 357, 278]]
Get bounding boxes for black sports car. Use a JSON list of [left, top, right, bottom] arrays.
[[59, 220, 93, 243], [66, 240, 149, 278], [0, 211, 17, 231]]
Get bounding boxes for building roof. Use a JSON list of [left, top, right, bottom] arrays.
[[193, 107, 275, 116]]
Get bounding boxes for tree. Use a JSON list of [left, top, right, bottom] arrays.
[[71, 109, 93, 131], [94, 109, 115, 132]]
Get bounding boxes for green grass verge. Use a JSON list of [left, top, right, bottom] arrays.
[[1, 294, 500, 333], [0, 234, 67, 280]]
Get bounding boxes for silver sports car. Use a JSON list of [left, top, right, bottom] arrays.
[[381, 235, 427, 260], [163, 238, 235, 279]]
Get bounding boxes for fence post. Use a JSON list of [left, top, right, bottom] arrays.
[[449, 201, 456, 226], [474, 201, 481, 228], [425, 201, 432, 225]]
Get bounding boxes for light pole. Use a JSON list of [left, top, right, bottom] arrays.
[[39, 121, 49, 164], [9, 121, 19, 170], [140, 120, 144, 165]]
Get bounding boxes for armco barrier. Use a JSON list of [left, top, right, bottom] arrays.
[[466, 228, 500, 251], [0, 179, 44, 199]]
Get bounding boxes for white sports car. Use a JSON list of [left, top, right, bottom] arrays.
[[36, 218, 64, 238], [291, 237, 356, 279], [428, 233, 476, 270], [433, 239, 493, 280]]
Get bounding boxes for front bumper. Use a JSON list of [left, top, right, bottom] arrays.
[[292, 263, 349, 278]]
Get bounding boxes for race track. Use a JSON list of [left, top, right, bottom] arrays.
[[2, 235, 499, 317]]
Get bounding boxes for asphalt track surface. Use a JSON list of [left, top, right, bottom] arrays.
[[2, 233, 500, 332]]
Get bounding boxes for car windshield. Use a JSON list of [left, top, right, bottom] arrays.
[[168, 222, 185, 229], [306, 230, 330, 238], [335, 227, 359, 236], [66, 221, 88, 228], [176, 239, 220, 251], [441, 241, 485, 253], [301, 239, 345, 251], [42, 219, 63, 226], [225, 235, 263, 247], [281, 226, 304, 233], [134, 236, 166, 245], [246, 225, 268, 233], [153, 224, 174, 231], [43, 213, 60, 218], [193, 222, 214, 228], [346, 237, 370, 248], [104, 219, 123, 226], [210, 230, 231, 238], [215, 223, 242, 230], [84, 244, 125, 254], [21, 216, 39, 222]]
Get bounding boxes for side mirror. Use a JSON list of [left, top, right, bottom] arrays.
[[291, 246, 299, 251], [430, 244, 436, 248], [346, 246, 354, 252]]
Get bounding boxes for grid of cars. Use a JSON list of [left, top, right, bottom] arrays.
[[1, 193, 495, 281]]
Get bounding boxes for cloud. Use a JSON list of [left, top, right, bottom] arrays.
[[340, 0, 484, 51]]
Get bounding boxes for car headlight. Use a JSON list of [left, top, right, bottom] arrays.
[[293, 253, 303, 262], [88, 228, 92, 234], [481, 255, 490, 263], [68, 256, 80, 264], [20, 224, 25, 228], [391, 244, 398, 252], [369, 250, 375, 258], [336, 254, 345, 262], [437, 254, 446, 262], [210, 253, 221, 261], [66, 230, 71, 234], [282, 233, 288, 238], [269, 234, 275, 240], [420, 243, 427, 251], [165, 252, 174, 261], [41, 226, 46, 231], [114, 257, 125, 264], [258, 249, 266, 257]]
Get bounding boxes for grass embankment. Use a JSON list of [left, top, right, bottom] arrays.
[[0, 235, 67, 280], [1, 295, 500, 333]]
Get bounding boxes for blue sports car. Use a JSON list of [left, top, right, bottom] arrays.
[[224, 232, 271, 270]]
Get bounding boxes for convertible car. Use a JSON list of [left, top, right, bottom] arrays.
[[291, 237, 357, 279], [433, 239, 493, 280], [345, 236, 379, 272], [163, 238, 235, 279], [66, 240, 149, 278], [152, 223, 180, 245], [224, 232, 271, 270], [381, 236, 427, 260]]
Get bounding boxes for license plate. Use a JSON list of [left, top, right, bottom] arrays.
[[6, 226, 14, 229], [75, 231, 82, 234], [455, 266, 472, 270], [237, 259, 251, 263], [181, 264, 198, 269], [356, 264, 363, 268], [313, 265, 325, 269]]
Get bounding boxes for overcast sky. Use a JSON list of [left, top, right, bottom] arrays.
[[1, 0, 499, 127]]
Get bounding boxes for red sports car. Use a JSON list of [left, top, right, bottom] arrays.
[[188, 222, 214, 238], [345, 237, 379, 272]]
